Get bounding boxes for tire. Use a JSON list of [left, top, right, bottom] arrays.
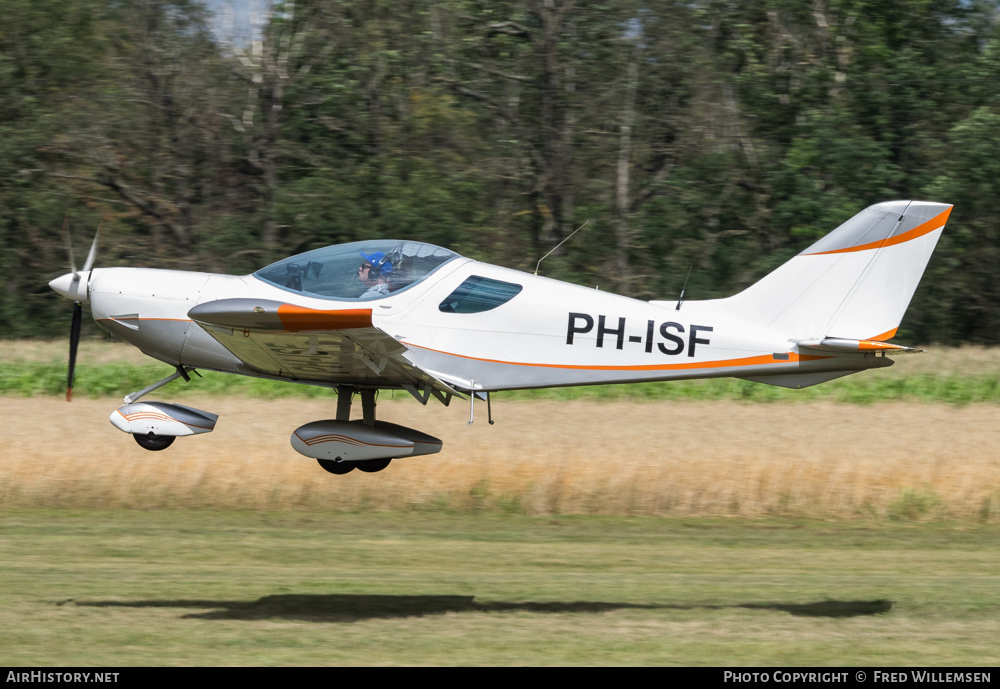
[[356, 457, 392, 473], [317, 458, 355, 475], [134, 433, 175, 451]]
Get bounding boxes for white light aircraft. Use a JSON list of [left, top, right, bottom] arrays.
[[49, 200, 951, 474]]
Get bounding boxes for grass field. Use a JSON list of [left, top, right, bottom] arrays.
[[2, 396, 999, 521], [1, 341, 998, 665], [1, 511, 998, 666], [1, 342, 999, 521], [1, 342, 998, 523]]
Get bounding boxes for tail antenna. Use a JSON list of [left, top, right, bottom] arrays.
[[676, 265, 693, 311]]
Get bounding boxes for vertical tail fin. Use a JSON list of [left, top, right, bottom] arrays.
[[724, 200, 951, 342]]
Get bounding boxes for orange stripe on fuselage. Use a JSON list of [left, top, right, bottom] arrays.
[[805, 206, 951, 256], [401, 342, 831, 372]]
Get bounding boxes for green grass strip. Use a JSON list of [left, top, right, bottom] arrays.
[[2, 361, 998, 404], [2, 512, 1000, 665]]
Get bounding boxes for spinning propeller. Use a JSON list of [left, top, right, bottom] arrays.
[[49, 216, 101, 402]]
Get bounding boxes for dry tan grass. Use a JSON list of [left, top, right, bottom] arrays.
[[2, 396, 998, 520]]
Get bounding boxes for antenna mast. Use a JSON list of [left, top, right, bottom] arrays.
[[676, 265, 693, 311], [534, 220, 590, 276]]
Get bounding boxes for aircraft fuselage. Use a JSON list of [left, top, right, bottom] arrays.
[[80, 259, 882, 392]]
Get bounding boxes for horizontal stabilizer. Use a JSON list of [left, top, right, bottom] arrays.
[[796, 337, 921, 354]]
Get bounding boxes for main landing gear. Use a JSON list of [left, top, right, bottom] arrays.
[[292, 386, 443, 475], [310, 386, 393, 474]]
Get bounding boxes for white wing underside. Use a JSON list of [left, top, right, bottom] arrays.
[[189, 299, 460, 403]]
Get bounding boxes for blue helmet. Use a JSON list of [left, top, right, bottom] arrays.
[[360, 251, 393, 275]]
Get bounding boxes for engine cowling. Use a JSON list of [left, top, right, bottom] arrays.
[[290, 420, 442, 463]]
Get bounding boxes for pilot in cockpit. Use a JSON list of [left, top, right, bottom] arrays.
[[358, 251, 393, 299]]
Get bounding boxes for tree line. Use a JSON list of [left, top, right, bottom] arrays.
[[2, 0, 998, 343]]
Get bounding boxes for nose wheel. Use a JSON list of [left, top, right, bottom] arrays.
[[133, 433, 175, 451]]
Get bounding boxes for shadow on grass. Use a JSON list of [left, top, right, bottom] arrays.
[[70, 595, 893, 621], [733, 600, 893, 617]]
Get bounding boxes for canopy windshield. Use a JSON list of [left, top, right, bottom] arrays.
[[253, 240, 460, 300]]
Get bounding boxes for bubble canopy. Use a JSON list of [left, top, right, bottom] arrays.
[[253, 240, 461, 300]]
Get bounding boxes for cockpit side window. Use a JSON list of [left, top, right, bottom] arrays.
[[439, 276, 523, 313]]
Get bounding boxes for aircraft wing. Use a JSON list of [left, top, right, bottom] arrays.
[[187, 298, 459, 402]]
